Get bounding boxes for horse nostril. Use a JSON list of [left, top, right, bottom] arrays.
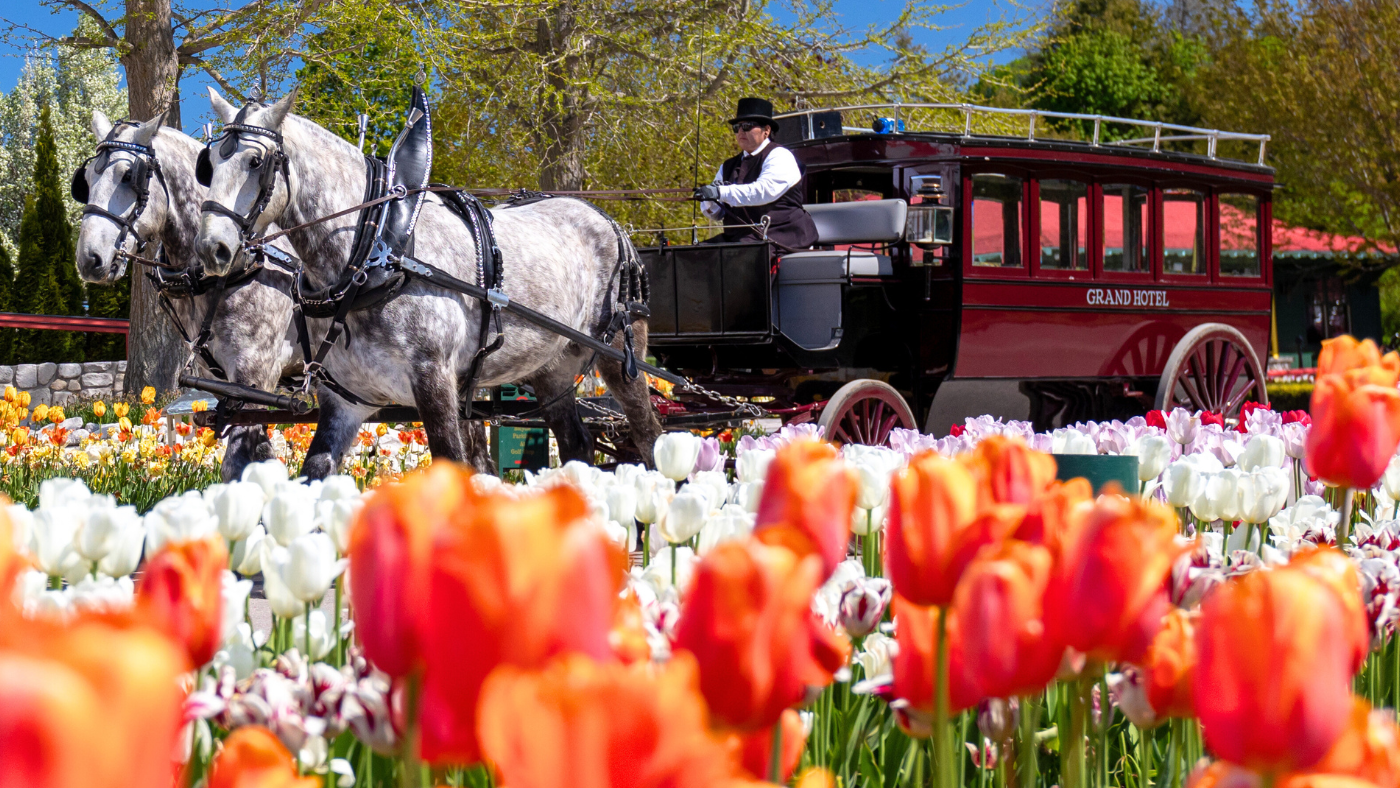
[[86, 252, 103, 272], [213, 241, 232, 267]]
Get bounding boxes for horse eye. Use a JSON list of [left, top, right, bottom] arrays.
[[120, 169, 133, 183], [248, 155, 263, 169]]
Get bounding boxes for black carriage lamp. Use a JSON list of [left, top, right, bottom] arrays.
[[905, 174, 954, 248]]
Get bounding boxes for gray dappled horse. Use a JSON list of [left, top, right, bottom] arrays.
[[193, 90, 661, 478], [72, 111, 297, 481]]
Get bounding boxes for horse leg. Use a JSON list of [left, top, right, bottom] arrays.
[[461, 419, 496, 474], [529, 370, 593, 465], [596, 320, 663, 468], [303, 386, 373, 480], [220, 425, 274, 482], [412, 362, 468, 464]]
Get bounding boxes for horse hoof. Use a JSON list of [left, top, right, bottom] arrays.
[[302, 454, 336, 480]]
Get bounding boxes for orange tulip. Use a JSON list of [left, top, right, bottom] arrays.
[[962, 435, 1058, 508], [1195, 564, 1358, 774], [890, 594, 983, 735], [1286, 546, 1370, 674], [136, 536, 227, 668], [1046, 493, 1183, 663], [673, 540, 850, 732], [419, 479, 626, 763], [954, 541, 1063, 700], [1186, 762, 1381, 788], [0, 505, 24, 607], [477, 652, 746, 788], [347, 463, 468, 678], [886, 452, 1021, 607], [208, 726, 319, 788], [609, 587, 652, 665], [1140, 608, 1197, 721], [0, 613, 188, 788], [1306, 336, 1400, 489], [1311, 696, 1400, 787], [753, 440, 857, 579], [1013, 477, 1093, 558], [733, 708, 806, 783]]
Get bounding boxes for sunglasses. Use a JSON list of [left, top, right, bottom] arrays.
[[730, 121, 764, 133]]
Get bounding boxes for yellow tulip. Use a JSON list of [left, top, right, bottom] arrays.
[[48, 406, 64, 425], [140, 386, 156, 405], [118, 417, 133, 433], [92, 401, 107, 419], [10, 427, 28, 446], [191, 400, 208, 413], [376, 423, 389, 437], [113, 402, 129, 418], [17, 391, 30, 408], [31, 404, 49, 424], [3, 385, 14, 403]]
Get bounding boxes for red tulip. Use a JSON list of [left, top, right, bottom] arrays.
[[419, 480, 627, 764], [754, 439, 857, 579], [1141, 608, 1197, 721], [1047, 493, 1183, 663], [954, 541, 1062, 699], [962, 435, 1058, 508], [890, 594, 982, 735], [1310, 696, 1400, 787], [886, 452, 1021, 607], [136, 536, 227, 667], [733, 709, 806, 783], [208, 726, 319, 788], [1013, 477, 1093, 559], [1195, 562, 1358, 774], [348, 462, 467, 678], [673, 540, 849, 732], [1286, 546, 1369, 674], [1306, 335, 1400, 489]]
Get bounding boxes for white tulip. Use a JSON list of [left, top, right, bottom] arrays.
[[851, 503, 887, 536], [75, 495, 125, 562], [38, 477, 91, 512], [1050, 428, 1097, 455], [259, 541, 306, 619], [1382, 454, 1400, 502], [13, 569, 46, 612], [605, 485, 637, 526], [97, 513, 145, 578], [602, 519, 632, 550], [1165, 408, 1200, 445], [211, 482, 265, 542], [144, 492, 217, 554], [285, 532, 347, 603], [856, 632, 897, 683], [1191, 469, 1242, 523], [1237, 467, 1290, 524], [1282, 422, 1309, 461], [691, 471, 731, 511], [241, 459, 290, 501], [730, 481, 764, 513], [220, 571, 253, 643], [68, 574, 134, 614], [658, 491, 708, 544], [264, 482, 318, 547], [640, 544, 696, 594], [633, 473, 674, 524], [613, 463, 645, 489], [319, 475, 361, 503], [653, 432, 702, 482], [213, 622, 259, 680], [292, 608, 335, 661], [30, 508, 83, 578], [1238, 435, 1286, 473], [696, 508, 752, 554], [1128, 435, 1172, 481], [736, 449, 776, 484], [7, 504, 32, 556], [845, 445, 903, 510], [317, 498, 362, 554], [231, 526, 267, 576]]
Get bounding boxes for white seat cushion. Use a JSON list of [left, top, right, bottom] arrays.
[[781, 250, 892, 277]]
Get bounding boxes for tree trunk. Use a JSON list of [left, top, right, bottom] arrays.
[[533, 8, 589, 192], [120, 0, 186, 393]]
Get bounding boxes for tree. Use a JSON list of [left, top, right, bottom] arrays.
[[0, 244, 14, 362]]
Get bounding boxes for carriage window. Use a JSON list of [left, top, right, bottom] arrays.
[[1039, 179, 1088, 270], [1219, 193, 1261, 277], [1162, 189, 1207, 275], [1102, 184, 1149, 272], [971, 174, 1023, 267]]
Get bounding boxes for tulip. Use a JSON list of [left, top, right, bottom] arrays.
[[284, 532, 346, 603], [1237, 467, 1290, 525], [1238, 434, 1286, 472], [1139, 607, 1197, 721], [1287, 546, 1369, 674], [30, 507, 85, 579], [95, 513, 144, 579], [736, 448, 776, 484], [1310, 697, 1400, 787], [0, 614, 188, 788], [845, 444, 904, 510], [230, 526, 266, 577], [640, 542, 697, 593], [208, 725, 319, 788], [1129, 435, 1173, 481], [1164, 454, 1220, 508], [658, 490, 709, 544], [963, 435, 1058, 508], [263, 483, 318, 547], [143, 492, 217, 554], [696, 507, 753, 555], [633, 472, 674, 525], [74, 495, 124, 562], [673, 540, 849, 731], [211, 481, 265, 543], [419, 476, 625, 763], [477, 653, 746, 788], [316, 498, 361, 554], [1306, 335, 1400, 489], [241, 459, 290, 501], [890, 595, 983, 735], [0, 511, 22, 602], [258, 542, 307, 620], [220, 570, 252, 643], [839, 576, 892, 638], [1047, 494, 1183, 663], [753, 439, 858, 580], [954, 541, 1063, 700], [1166, 408, 1200, 445], [735, 708, 807, 783], [136, 535, 227, 667], [856, 632, 897, 683], [291, 608, 335, 661], [654, 431, 702, 481], [1013, 477, 1092, 557], [604, 484, 637, 528], [1192, 468, 1242, 524], [1196, 562, 1358, 773], [886, 452, 1019, 607]]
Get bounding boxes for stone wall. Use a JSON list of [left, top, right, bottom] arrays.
[[0, 361, 127, 406]]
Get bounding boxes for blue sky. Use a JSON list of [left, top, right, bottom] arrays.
[[0, 0, 1047, 97]]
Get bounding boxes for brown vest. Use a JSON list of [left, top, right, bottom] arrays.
[[719, 143, 819, 250]]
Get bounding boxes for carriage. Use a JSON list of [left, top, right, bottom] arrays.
[[637, 103, 1275, 446]]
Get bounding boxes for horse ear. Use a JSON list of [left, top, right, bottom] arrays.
[[92, 110, 113, 140], [209, 87, 238, 124], [259, 86, 299, 131], [133, 111, 166, 145]]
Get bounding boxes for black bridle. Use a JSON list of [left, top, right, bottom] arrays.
[[70, 124, 169, 272], [197, 121, 290, 240]]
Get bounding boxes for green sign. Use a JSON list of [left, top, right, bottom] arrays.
[[1053, 453, 1139, 495], [491, 385, 549, 472]]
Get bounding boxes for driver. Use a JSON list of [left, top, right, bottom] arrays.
[[693, 97, 818, 252]]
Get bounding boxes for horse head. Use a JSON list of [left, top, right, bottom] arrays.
[[73, 111, 178, 284], [196, 88, 298, 277]]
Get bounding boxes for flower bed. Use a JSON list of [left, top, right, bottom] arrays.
[[2, 336, 1399, 788]]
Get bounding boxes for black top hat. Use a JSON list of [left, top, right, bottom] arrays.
[[728, 97, 779, 132]]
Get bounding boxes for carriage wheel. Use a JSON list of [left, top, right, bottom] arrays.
[[817, 379, 916, 446], [1154, 323, 1268, 418]]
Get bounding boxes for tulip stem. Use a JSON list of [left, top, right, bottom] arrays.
[[935, 605, 953, 788], [642, 526, 650, 567], [768, 718, 784, 783], [670, 543, 677, 587], [1018, 694, 1037, 788], [334, 577, 343, 668], [1067, 678, 1088, 788], [1340, 488, 1355, 546], [402, 671, 422, 788]]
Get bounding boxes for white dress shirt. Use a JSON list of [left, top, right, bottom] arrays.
[[700, 139, 803, 220]]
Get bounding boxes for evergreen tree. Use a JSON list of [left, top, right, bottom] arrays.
[[12, 104, 81, 363], [0, 243, 14, 362], [85, 269, 129, 361]]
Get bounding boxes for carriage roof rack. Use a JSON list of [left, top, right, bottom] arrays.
[[773, 102, 1271, 167]]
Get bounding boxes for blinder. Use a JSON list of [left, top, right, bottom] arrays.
[[198, 121, 289, 238], [195, 147, 212, 187], [70, 163, 90, 203]]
